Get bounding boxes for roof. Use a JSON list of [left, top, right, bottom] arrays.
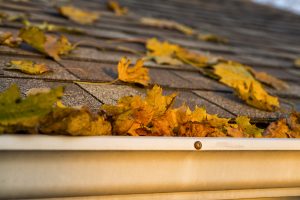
[[0, 0, 299, 124]]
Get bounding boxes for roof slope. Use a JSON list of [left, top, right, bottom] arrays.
[[0, 0, 299, 124]]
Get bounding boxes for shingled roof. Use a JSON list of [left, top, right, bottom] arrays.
[[0, 0, 299, 125]]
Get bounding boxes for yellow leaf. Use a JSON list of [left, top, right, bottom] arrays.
[[117, 57, 150, 86], [236, 116, 263, 137], [263, 119, 290, 138], [248, 68, 289, 90], [19, 26, 75, 60], [5, 60, 52, 75], [140, 17, 195, 35], [107, 0, 128, 16], [213, 62, 279, 111], [40, 107, 111, 136], [146, 38, 182, 65], [0, 31, 22, 47], [198, 33, 228, 44], [58, 5, 100, 24]]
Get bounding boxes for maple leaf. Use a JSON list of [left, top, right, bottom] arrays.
[[213, 62, 279, 111], [146, 38, 182, 65], [19, 26, 75, 60], [5, 60, 52, 75], [248, 68, 289, 90], [198, 33, 228, 44], [236, 116, 263, 137], [0, 84, 63, 133], [58, 5, 100, 24], [0, 31, 22, 48], [117, 57, 150, 86], [39, 106, 111, 136], [263, 119, 290, 138], [107, 0, 128, 16], [140, 17, 195, 35]]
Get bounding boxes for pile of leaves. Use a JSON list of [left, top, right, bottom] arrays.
[[0, 84, 299, 138]]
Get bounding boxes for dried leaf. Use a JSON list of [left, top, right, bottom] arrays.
[[140, 17, 195, 35], [175, 47, 219, 68], [58, 5, 100, 24], [146, 38, 182, 65], [248, 68, 289, 90], [5, 60, 52, 75], [19, 26, 75, 60], [264, 119, 290, 138], [236, 116, 263, 137], [107, 0, 128, 16], [117, 57, 150, 86], [0, 12, 27, 24], [24, 20, 85, 34], [0, 84, 63, 133], [198, 34, 228, 44], [0, 31, 22, 47], [213, 62, 279, 111], [39, 106, 111, 136]]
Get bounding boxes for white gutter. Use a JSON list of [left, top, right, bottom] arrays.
[[0, 135, 300, 199]]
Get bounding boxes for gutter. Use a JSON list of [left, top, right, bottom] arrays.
[[0, 135, 300, 199]]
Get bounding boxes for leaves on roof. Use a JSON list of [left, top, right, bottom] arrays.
[[107, 0, 128, 16], [140, 17, 195, 35], [198, 33, 228, 44], [0, 31, 22, 47], [19, 26, 76, 60], [117, 57, 150, 86], [294, 58, 300, 68], [248, 68, 289, 90], [213, 62, 279, 111], [4, 60, 52, 75], [58, 5, 100, 24], [0, 84, 63, 134]]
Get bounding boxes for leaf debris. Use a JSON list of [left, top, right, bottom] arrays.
[[58, 5, 100, 24], [5, 60, 52, 75], [107, 0, 128, 16]]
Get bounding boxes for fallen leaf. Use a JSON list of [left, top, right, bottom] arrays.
[[24, 20, 85, 34], [236, 116, 263, 137], [19, 26, 75, 60], [117, 57, 150, 86], [263, 119, 289, 138], [0, 84, 63, 133], [213, 61, 279, 111], [0, 12, 27, 24], [107, 0, 128, 16], [175, 47, 219, 68], [5, 60, 52, 75], [0, 31, 22, 47], [58, 5, 100, 24], [39, 106, 111, 136], [140, 17, 195, 35], [146, 38, 182, 65], [198, 33, 228, 44], [248, 68, 289, 90], [286, 112, 300, 138]]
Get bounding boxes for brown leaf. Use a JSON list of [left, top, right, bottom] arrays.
[[0, 31, 22, 47], [140, 17, 195, 35], [198, 33, 228, 44], [248, 68, 289, 90]]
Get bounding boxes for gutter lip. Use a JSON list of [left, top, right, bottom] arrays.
[[1, 134, 300, 151]]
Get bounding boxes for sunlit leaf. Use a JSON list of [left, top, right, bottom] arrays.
[[236, 116, 263, 137], [198, 33, 228, 44], [5, 60, 52, 75], [58, 5, 100, 24], [117, 57, 150, 86], [213, 61, 279, 111]]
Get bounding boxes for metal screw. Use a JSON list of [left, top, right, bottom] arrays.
[[194, 141, 202, 150]]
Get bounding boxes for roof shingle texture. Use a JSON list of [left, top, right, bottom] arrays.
[[0, 0, 299, 123]]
